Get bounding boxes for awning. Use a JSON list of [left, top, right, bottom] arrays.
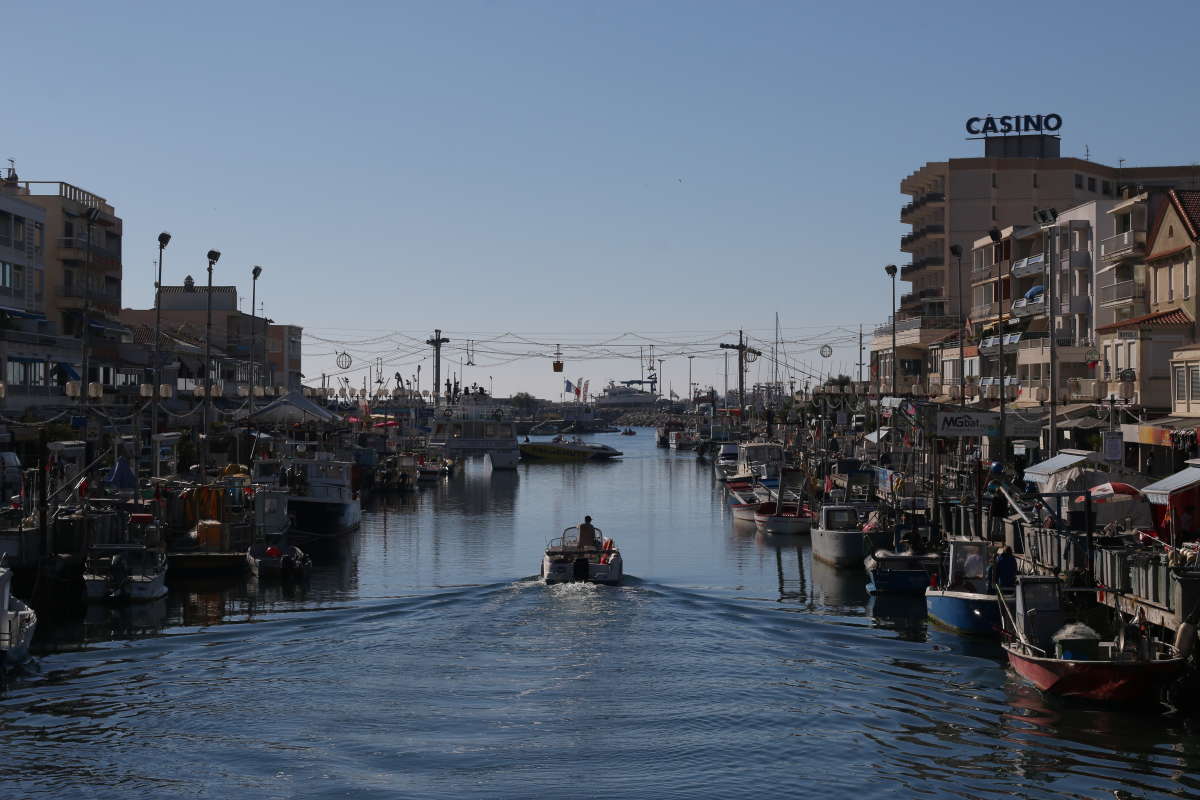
[[0, 306, 45, 320], [1142, 467, 1200, 506], [1055, 417, 1106, 430], [1024, 451, 1090, 479], [864, 427, 892, 444], [56, 362, 80, 380], [5, 355, 43, 363], [88, 319, 130, 335]]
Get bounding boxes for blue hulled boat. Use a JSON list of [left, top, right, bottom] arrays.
[[925, 538, 1006, 636]]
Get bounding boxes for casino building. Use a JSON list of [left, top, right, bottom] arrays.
[[873, 125, 1200, 404]]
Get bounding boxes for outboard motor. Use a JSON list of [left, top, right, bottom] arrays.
[[573, 556, 590, 581]]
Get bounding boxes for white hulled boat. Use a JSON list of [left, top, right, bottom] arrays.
[[1, 563, 36, 671], [540, 526, 623, 585], [429, 395, 520, 469], [811, 505, 889, 568]]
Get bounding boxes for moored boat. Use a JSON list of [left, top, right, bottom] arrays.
[[83, 544, 169, 602], [248, 543, 312, 580], [1000, 575, 1190, 703], [753, 500, 814, 535], [540, 526, 623, 585], [811, 505, 888, 568], [1, 563, 36, 672], [520, 436, 623, 462], [864, 546, 940, 594], [925, 538, 1006, 636]]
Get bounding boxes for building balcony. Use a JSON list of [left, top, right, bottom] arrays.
[[900, 224, 946, 251], [1059, 295, 1091, 315], [1100, 230, 1146, 264], [1061, 250, 1090, 270], [899, 191, 945, 222], [1098, 280, 1144, 306], [900, 256, 946, 279], [1017, 335, 1092, 365], [872, 314, 958, 341], [1069, 378, 1105, 401], [58, 284, 122, 311], [970, 260, 1002, 282], [979, 332, 1022, 355], [1011, 295, 1045, 317], [1010, 253, 1045, 278]]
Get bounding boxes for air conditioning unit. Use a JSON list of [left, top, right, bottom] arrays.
[[1035, 386, 1049, 402], [927, 382, 942, 396]]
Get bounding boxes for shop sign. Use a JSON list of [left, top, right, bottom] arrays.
[[1102, 430, 1123, 462], [965, 114, 1063, 135], [936, 410, 996, 438]]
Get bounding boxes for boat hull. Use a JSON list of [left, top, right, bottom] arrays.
[[541, 553, 623, 585], [812, 528, 889, 568], [289, 497, 361, 534], [755, 515, 812, 535], [2, 598, 36, 668], [83, 574, 168, 602], [1003, 645, 1186, 703], [487, 449, 520, 470], [867, 569, 931, 594], [926, 589, 1000, 636]]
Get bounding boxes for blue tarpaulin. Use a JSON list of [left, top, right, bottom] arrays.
[[104, 456, 137, 491], [1024, 285, 1045, 300]]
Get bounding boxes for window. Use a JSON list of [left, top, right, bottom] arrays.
[[1087, 177, 1096, 192], [992, 172, 997, 188], [1033, 173, 1038, 188], [1102, 181, 1112, 196], [1191, 366, 1200, 401], [1075, 174, 1083, 189], [1186, 257, 1192, 299], [5, 360, 23, 386], [1169, 264, 1176, 301], [1176, 367, 1188, 402], [1103, 345, 1111, 379], [991, 205, 997, 221]]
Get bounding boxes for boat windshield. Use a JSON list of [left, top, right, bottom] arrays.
[[823, 508, 858, 530]]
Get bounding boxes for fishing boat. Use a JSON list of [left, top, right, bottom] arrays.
[[252, 440, 361, 537], [925, 538, 1005, 636], [519, 436, 623, 462], [864, 543, 941, 594], [621, 428, 636, 436], [540, 526, 623, 585], [83, 544, 169, 602], [429, 398, 521, 469], [811, 505, 887, 568], [668, 430, 700, 450], [753, 499, 815, 535], [731, 442, 784, 488], [729, 487, 767, 521], [713, 443, 740, 482], [0, 562, 36, 672], [1000, 576, 1190, 703]]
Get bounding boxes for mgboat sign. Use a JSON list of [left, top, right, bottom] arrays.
[[966, 114, 1062, 136], [936, 410, 1042, 438], [937, 411, 996, 438]]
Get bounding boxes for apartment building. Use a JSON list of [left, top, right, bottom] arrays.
[[874, 130, 1200, 396], [266, 324, 303, 390]]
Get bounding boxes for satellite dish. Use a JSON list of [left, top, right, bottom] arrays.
[[820, 345, 833, 358]]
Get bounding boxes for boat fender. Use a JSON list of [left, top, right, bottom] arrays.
[[1175, 621, 1196, 659]]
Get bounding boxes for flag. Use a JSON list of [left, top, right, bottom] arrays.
[[575, 377, 582, 399], [582, 380, 589, 399], [670, 389, 678, 399], [564, 379, 574, 394]]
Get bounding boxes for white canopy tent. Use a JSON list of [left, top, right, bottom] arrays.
[[240, 392, 341, 424]]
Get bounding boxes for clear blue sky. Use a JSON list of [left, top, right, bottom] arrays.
[[9, 1, 1200, 398]]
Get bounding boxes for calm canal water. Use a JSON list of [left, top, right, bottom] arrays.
[[5, 430, 1200, 799]]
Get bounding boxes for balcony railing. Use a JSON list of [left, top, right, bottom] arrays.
[[970, 301, 999, 319], [1098, 280, 1144, 305], [873, 314, 959, 338], [59, 284, 122, 305], [900, 224, 946, 249], [1059, 295, 1091, 315], [1061, 250, 1090, 270], [1011, 295, 1046, 317], [900, 191, 946, 219], [1100, 230, 1145, 263], [1010, 253, 1045, 278]]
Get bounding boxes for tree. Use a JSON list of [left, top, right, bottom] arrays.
[[510, 392, 539, 416]]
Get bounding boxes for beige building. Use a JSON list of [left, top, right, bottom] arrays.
[[875, 132, 1200, 396]]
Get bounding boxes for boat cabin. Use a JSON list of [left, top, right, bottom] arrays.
[[1013, 575, 1069, 656], [819, 505, 860, 531], [737, 443, 784, 480], [946, 538, 991, 593]]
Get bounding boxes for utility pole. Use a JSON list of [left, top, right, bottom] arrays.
[[857, 324, 864, 383], [720, 330, 762, 412], [426, 329, 449, 406]]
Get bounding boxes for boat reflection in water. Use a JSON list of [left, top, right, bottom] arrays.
[[867, 594, 928, 641], [809, 556, 869, 611]]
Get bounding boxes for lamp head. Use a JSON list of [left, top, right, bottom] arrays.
[[884, 264, 898, 278], [949, 244, 962, 257], [252, 265, 263, 279], [158, 231, 172, 248], [207, 250, 221, 264], [988, 227, 1002, 243]]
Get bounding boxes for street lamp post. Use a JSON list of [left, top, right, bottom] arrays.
[[990, 227, 1008, 464], [687, 355, 694, 408], [153, 232, 171, 441], [950, 244, 965, 409], [80, 207, 103, 415], [884, 265, 898, 395], [202, 249, 220, 479], [250, 266, 262, 416]]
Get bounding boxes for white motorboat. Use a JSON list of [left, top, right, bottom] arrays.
[[541, 526, 623, 585], [520, 436, 623, 462], [811, 505, 889, 568], [252, 440, 362, 539], [731, 442, 785, 487], [248, 542, 312, 580], [1, 563, 36, 670], [83, 544, 169, 602]]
